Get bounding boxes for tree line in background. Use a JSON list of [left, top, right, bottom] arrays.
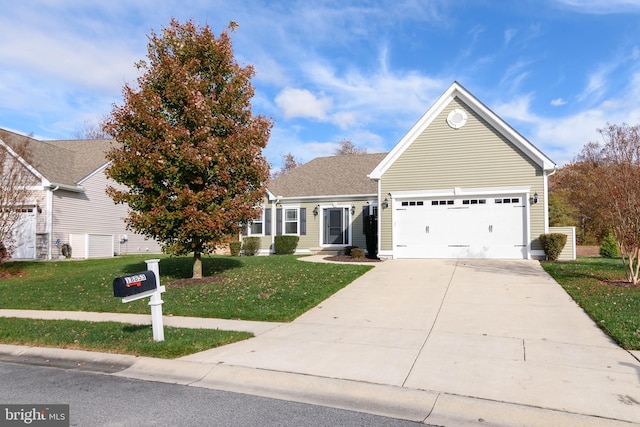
[[550, 123, 640, 284]]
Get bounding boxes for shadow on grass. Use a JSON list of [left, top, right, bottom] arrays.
[[119, 256, 243, 279], [122, 324, 152, 333]]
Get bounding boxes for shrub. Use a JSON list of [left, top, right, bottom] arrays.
[[229, 241, 241, 256], [599, 231, 619, 258], [242, 237, 261, 256], [539, 233, 567, 261], [351, 248, 365, 259], [274, 235, 299, 254], [343, 246, 357, 256]]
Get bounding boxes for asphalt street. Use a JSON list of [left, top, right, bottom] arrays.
[[0, 361, 427, 427]]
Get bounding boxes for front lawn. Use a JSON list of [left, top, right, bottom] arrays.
[[542, 257, 640, 350], [0, 255, 372, 322], [0, 318, 252, 359]]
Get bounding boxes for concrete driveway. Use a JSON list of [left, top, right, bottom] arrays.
[[181, 258, 640, 424]]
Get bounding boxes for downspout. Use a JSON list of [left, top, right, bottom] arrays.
[[376, 179, 383, 259], [543, 167, 558, 233], [46, 185, 59, 259], [272, 198, 280, 252]]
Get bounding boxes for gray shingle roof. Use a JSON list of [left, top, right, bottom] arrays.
[[0, 128, 113, 187], [267, 153, 387, 198]]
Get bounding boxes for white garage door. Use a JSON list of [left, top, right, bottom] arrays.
[[394, 195, 527, 259], [10, 207, 36, 259]]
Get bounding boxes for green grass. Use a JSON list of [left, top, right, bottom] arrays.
[[542, 257, 640, 350], [0, 254, 372, 322], [0, 317, 252, 358]]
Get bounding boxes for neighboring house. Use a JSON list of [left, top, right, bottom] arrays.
[[0, 129, 162, 260], [248, 82, 557, 259]]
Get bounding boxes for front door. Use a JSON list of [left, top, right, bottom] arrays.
[[323, 208, 349, 245]]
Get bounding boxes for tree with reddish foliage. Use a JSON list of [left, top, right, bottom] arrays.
[[104, 19, 272, 278], [560, 123, 640, 284]]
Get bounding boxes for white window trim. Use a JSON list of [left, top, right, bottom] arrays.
[[248, 210, 265, 236], [318, 204, 352, 247], [281, 205, 300, 236]]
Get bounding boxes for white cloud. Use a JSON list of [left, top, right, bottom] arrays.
[[551, 98, 567, 106], [275, 88, 332, 120], [494, 94, 538, 123], [504, 28, 517, 45], [553, 0, 640, 14], [578, 70, 608, 102]]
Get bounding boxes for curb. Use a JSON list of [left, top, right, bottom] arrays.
[[0, 345, 634, 426]]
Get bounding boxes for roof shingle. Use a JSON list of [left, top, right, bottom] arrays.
[[267, 153, 387, 198], [0, 128, 113, 186]]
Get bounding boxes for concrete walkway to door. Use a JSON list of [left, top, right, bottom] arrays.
[[177, 258, 640, 425]]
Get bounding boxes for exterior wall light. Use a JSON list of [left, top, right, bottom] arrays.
[[313, 205, 319, 216], [382, 198, 389, 209], [530, 192, 538, 204], [351, 205, 356, 215]]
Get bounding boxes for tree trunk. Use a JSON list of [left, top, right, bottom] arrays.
[[193, 252, 202, 279]]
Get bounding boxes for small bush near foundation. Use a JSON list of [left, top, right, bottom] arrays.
[[242, 237, 261, 256], [599, 232, 619, 258], [540, 233, 567, 261], [229, 242, 241, 256], [351, 248, 365, 259], [344, 246, 357, 256], [274, 236, 299, 254]]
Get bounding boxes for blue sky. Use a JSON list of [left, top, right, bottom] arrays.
[[1, 0, 640, 169]]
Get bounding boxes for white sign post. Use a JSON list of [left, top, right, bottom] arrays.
[[120, 259, 166, 341]]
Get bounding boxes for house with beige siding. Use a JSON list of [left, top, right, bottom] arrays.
[[0, 129, 162, 259], [251, 82, 556, 259]]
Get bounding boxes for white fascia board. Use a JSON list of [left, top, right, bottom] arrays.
[[273, 193, 377, 203], [265, 189, 278, 201], [369, 86, 456, 180], [369, 82, 556, 179], [0, 139, 46, 182], [390, 186, 531, 199], [77, 162, 109, 185]]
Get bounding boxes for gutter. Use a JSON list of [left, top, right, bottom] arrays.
[[49, 182, 84, 193]]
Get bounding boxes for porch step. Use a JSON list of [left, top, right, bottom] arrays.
[[309, 247, 344, 256]]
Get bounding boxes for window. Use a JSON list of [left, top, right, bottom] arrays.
[[401, 200, 425, 207], [247, 210, 265, 235], [284, 208, 298, 234], [431, 200, 454, 206], [250, 214, 264, 235]]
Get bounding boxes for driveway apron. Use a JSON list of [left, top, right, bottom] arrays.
[[181, 259, 640, 423]]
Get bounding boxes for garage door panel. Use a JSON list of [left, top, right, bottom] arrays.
[[395, 195, 527, 259]]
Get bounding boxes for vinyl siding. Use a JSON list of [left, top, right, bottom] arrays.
[[549, 226, 576, 261], [380, 98, 545, 253], [52, 168, 162, 257], [254, 198, 374, 253]]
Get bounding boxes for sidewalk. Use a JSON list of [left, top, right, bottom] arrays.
[[1, 258, 639, 426]]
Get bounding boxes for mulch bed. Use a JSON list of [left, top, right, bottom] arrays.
[[324, 256, 384, 263], [577, 246, 600, 257], [600, 279, 640, 289], [0, 267, 27, 279]]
